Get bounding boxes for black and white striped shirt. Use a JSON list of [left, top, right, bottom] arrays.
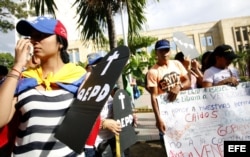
[[13, 89, 85, 157]]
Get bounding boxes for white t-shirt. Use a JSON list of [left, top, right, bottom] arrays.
[[203, 66, 240, 85], [95, 96, 114, 147]]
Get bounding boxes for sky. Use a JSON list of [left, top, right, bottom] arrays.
[[1, 0, 250, 54]]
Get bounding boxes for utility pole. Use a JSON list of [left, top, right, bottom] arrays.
[[119, 1, 135, 103]]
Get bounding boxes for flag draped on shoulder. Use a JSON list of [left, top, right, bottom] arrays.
[[16, 63, 86, 94]]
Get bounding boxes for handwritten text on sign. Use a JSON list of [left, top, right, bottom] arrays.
[[157, 82, 250, 157]]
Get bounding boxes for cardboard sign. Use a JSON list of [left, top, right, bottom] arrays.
[[113, 89, 137, 154], [173, 31, 200, 59], [157, 82, 250, 157], [55, 46, 130, 153]]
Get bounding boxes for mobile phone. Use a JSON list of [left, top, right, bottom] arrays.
[[27, 44, 33, 61], [23, 37, 33, 61]]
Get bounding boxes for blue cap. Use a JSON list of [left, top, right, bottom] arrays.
[[155, 39, 171, 50], [16, 16, 67, 39], [87, 53, 103, 65]]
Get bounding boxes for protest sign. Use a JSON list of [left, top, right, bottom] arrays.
[[173, 31, 200, 59], [113, 89, 137, 155], [157, 82, 250, 157], [55, 46, 130, 153]]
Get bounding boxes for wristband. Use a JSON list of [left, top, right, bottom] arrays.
[[12, 68, 22, 76], [7, 73, 20, 80]]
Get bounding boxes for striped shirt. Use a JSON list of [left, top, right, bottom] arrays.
[[13, 89, 85, 157]]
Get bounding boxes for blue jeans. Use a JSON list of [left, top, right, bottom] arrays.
[[85, 148, 96, 157]]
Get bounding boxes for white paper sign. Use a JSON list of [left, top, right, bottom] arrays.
[[157, 82, 250, 157], [173, 31, 200, 59]]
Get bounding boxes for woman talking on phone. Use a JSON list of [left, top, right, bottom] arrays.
[[0, 16, 86, 156]]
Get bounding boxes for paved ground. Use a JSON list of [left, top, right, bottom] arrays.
[[133, 92, 158, 142], [127, 92, 168, 157], [128, 112, 168, 157], [133, 91, 152, 109], [129, 140, 167, 157], [134, 112, 159, 141]]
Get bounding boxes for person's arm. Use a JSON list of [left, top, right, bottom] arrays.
[[202, 81, 213, 88], [203, 77, 239, 87], [202, 68, 239, 88], [202, 69, 214, 88], [100, 119, 121, 135], [180, 73, 191, 90], [149, 86, 166, 134], [0, 39, 30, 127], [191, 60, 204, 87], [168, 73, 191, 101], [0, 76, 17, 127]]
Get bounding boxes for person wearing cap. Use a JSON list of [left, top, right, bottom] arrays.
[[81, 53, 137, 157], [0, 16, 86, 156], [85, 53, 104, 73], [174, 52, 203, 89], [202, 44, 240, 87], [146, 39, 191, 150], [78, 53, 123, 157]]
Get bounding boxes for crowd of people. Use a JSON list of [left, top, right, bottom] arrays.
[[146, 39, 241, 156], [0, 15, 245, 157]]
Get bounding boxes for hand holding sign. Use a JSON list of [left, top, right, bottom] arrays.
[[55, 46, 130, 153], [113, 89, 137, 156]]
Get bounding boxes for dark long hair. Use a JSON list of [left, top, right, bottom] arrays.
[[57, 35, 70, 63], [201, 51, 213, 72]]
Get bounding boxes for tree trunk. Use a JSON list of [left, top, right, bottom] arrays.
[[105, 3, 117, 50], [105, 2, 124, 89]]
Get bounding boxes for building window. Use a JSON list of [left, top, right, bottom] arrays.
[[75, 51, 80, 62], [245, 44, 249, 50], [187, 36, 195, 46], [68, 48, 80, 63], [243, 29, 249, 41], [69, 53, 73, 62], [201, 37, 206, 47], [200, 35, 213, 47], [207, 36, 213, 46], [235, 30, 241, 41]]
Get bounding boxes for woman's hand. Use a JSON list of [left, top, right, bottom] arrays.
[[224, 77, 239, 86], [14, 38, 33, 69]]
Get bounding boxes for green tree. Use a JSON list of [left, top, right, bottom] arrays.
[[0, 52, 14, 69], [232, 49, 250, 81], [28, 0, 159, 50], [28, 0, 159, 89], [120, 35, 157, 87], [0, 0, 28, 33]]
